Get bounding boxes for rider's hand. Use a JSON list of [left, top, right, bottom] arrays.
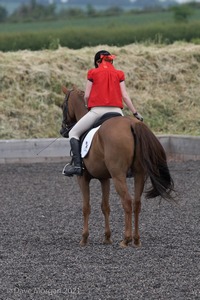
[[133, 112, 143, 122]]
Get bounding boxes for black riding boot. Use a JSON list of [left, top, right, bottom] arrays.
[[62, 138, 82, 176]]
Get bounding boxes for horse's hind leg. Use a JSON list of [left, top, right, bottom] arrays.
[[133, 172, 145, 247], [77, 176, 91, 246], [112, 176, 132, 247], [100, 179, 112, 244]]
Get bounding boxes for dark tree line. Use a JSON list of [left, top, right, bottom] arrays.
[[0, 0, 198, 23]]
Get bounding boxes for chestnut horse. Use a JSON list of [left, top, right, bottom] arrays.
[[61, 86, 175, 247]]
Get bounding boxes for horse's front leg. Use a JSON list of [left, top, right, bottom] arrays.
[[77, 175, 91, 246], [100, 178, 112, 244], [133, 172, 145, 247]]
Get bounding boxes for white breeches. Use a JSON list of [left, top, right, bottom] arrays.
[[69, 106, 123, 140]]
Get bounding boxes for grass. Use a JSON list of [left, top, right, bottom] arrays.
[[0, 42, 200, 139], [0, 11, 183, 33], [1, 8, 200, 35]]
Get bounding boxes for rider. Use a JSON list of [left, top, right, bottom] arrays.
[[63, 50, 143, 177]]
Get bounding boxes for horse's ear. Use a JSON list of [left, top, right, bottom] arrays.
[[62, 86, 68, 95]]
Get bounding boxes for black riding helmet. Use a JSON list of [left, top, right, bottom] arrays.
[[94, 50, 111, 68]]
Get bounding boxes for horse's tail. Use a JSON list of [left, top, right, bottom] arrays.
[[131, 121, 175, 201]]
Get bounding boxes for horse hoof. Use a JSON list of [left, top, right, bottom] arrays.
[[133, 240, 141, 248], [120, 240, 129, 248], [80, 239, 88, 247], [103, 238, 112, 245]]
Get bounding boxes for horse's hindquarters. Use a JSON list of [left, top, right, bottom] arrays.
[[83, 117, 135, 179]]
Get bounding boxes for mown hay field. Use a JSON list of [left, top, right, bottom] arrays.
[[0, 42, 200, 139]]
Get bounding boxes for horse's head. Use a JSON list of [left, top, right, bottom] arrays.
[[60, 86, 87, 138]]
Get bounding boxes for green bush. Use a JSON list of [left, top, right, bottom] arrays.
[[171, 4, 194, 23]]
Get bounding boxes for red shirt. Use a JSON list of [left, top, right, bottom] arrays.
[[87, 61, 125, 109]]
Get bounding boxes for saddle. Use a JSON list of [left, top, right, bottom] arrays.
[[80, 112, 121, 142]]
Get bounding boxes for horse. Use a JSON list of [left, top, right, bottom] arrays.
[[60, 86, 175, 248]]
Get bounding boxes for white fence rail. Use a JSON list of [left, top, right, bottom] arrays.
[[0, 135, 199, 164]]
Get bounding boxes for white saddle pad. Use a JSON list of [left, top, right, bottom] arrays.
[[81, 126, 100, 158]]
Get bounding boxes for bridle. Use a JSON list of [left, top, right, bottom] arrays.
[[60, 89, 76, 138]]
